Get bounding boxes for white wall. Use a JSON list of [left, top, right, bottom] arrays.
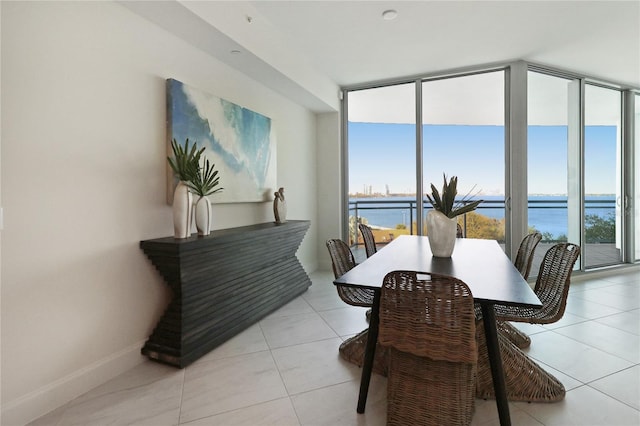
[[0, 2, 323, 424], [316, 112, 343, 270]]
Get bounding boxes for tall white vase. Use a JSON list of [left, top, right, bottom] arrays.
[[172, 181, 193, 239], [195, 196, 212, 236], [426, 210, 457, 257]]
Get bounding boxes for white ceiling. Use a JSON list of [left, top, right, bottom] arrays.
[[250, 1, 639, 86], [124, 1, 640, 112]]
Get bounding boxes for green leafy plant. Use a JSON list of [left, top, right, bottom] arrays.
[[426, 174, 482, 218], [585, 213, 614, 243], [167, 138, 204, 182], [186, 158, 224, 197]]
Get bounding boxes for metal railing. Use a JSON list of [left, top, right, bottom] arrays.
[[348, 197, 616, 246]]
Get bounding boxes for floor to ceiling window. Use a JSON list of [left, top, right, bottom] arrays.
[[346, 83, 416, 246], [345, 71, 506, 250], [422, 71, 505, 240], [343, 62, 638, 271]]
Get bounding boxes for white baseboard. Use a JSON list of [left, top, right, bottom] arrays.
[[1, 340, 146, 426]]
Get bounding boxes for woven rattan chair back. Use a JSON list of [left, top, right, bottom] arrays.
[[358, 223, 378, 258], [326, 239, 356, 278], [513, 232, 542, 280], [326, 239, 375, 307], [378, 270, 477, 426]]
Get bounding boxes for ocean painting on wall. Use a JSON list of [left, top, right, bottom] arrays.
[[166, 78, 276, 203]]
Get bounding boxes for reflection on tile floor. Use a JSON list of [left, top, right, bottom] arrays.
[[30, 268, 640, 426]]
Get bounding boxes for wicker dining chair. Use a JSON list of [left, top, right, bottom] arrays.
[[358, 223, 378, 258], [498, 232, 542, 348], [474, 243, 577, 403], [456, 222, 464, 238], [495, 242, 581, 326], [378, 270, 477, 426], [326, 239, 387, 374], [513, 232, 543, 280], [326, 239, 375, 307]]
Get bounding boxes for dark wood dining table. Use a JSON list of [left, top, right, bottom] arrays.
[[333, 235, 542, 426]]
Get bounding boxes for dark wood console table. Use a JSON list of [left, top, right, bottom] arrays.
[[140, 220, 311, 367]]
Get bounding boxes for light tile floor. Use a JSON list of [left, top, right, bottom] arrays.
[[30, 268, 640, 426]]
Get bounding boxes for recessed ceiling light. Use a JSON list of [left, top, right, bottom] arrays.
[[382, 9, 398, 20], [230, 50, 242, 55]]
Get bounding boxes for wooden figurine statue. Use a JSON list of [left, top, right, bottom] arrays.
[[274, 187, 287, 223]]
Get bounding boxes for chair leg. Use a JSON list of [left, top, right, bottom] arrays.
[[475, 320, 565, 402], [497, 320, 531, 349], [338, 328, 388, 376]]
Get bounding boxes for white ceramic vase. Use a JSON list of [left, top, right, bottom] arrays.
[[173, 181, 193, 239], [426, 210, 457, 257], [195, 196, 212, 236]]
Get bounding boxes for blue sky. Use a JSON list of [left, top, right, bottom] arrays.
[[348, 122, 618, 196]]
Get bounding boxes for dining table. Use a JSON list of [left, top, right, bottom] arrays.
[[333, 235, 542, 426]]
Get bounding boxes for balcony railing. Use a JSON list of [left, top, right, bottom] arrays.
[[348, 197, 616, 247]]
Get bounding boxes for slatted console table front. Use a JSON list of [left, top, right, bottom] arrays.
[[140, 220, 311, 367]]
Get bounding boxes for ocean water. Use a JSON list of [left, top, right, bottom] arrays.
[[349, 195, 616, 238]]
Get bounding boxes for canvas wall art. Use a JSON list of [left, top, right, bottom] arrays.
[[166, 78, 276, 204]]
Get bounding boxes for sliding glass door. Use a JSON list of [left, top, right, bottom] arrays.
[[527, 71, 625, 271], [583, 84, 623, 267], [527, 71, 580, 273]]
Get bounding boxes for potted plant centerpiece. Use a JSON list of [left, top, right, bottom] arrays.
[[426, 174, 482, 257], [168, 138, 204, 238], [185, 157, 223, 236]]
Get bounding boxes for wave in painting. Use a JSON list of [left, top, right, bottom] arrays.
[[166, 78, 276, 203]]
